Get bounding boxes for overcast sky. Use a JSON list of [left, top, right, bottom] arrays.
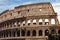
[[0, 0, 60, 23]]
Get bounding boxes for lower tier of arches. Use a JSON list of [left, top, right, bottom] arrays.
[[0, 27, 60, 39]]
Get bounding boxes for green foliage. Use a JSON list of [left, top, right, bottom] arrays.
[[48, 34, 60, 40], [48, 34, 55, 40]]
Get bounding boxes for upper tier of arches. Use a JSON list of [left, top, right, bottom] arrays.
[[0, 2, 57, 23]]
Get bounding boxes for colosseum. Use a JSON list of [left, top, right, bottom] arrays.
[[0, 2, 60, 40]]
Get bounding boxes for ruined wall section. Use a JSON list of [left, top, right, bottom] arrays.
[[0, 2, 57, 23]]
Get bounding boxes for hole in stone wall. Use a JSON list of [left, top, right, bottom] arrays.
[[32, 30, 36, 36], [39, 30, 42, 36]]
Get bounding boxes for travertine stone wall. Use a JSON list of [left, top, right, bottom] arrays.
[[0, 2, 57, 23], [0, 2, 60, 40]]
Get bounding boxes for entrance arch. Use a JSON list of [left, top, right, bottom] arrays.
[[32, 30, 36, 36], [45, 30, 49, 36], [39, 30, 42, 36], [58, 30, 60, 34]]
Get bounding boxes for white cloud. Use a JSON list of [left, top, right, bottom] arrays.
[[53, 2, 60, 6], [0, 1, 33, 12], [55, 0, 60, 2]]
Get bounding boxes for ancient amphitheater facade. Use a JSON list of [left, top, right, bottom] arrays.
[[0, 2, 60, 40]]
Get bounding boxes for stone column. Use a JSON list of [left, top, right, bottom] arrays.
[[49, 18, 51, 25], [11, 30, 13, 37], [6, 24, 7, 28], [36, 30, 38, 36], [15, 21, 17, 27], [56, 29, 58, 35], [31, 19, 33, 26], [9, 23, 10, 28], [43, 18, 45, 25], [55, 18, 59, 25], [5, 32, 6, 37], [30, 29, 32, 37], [8, 31, 10, 37], [15, 31, 17, 37], [36, 19, 39, 26], [49, 29, 51, 34], [43, 30, 45, 37], [4, 24, 5, 29], [25, 19, 27, 26], [12, 22, 14, 28], [7, 23, 9, 28], [20, 29, 21, 37], [37, 19, 39, 26]]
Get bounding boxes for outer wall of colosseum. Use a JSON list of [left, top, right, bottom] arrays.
[[0, 2, 60, 40]]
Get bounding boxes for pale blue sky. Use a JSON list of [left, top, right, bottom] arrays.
[[0, 0, 60, 22]]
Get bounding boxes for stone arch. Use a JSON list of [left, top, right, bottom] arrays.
[[9, 31, 11, 37], [51, 29, 56, 34], [13, 31, 15, 37], [39, 19, 43, 25], [23, 21, 25, 24], [32, 30, 36, 36], [58, 30, 60, 34], [27, 20, 31, 23], [6, 31, 8, 37], [13, 22, 17, 27], [17, 21, 20, 26], [27, 20, 31, 25], [5, 31, 8, 37], [39, 30, 42, 36], [1, 32, 3, 38], [23, 21, 25, 26], [17, 30, 20, 37], [4, 32, 5, 37], [27, 30, 30, 36], [33, 19, 36, 25], [45, 30, 49, 36], [51, 19, 55, 24], [14, 22, 17, 25], [33, 19, 36, 23], [44, 19, 49, 25], [21, 29, 25, 36]]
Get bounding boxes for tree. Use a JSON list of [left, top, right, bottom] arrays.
[[48, 34, 60, 40]]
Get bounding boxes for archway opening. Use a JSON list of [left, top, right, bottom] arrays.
[[13, 31, 15, 37], [44, 19, 49, 25], [32, 30, 36, 36], [27, 30, 30, 36], [39, 19, 43, 25], [58, 30, 60, 34], [9, 31, 11, 37], [17, 21, 20, 27], [51, 30, 56, 34], [23, 21, 25, 26], [45, 30, 49, 36], [33, 19, 36, 25], [17, 30, 20, 37], [51, 19, 55, 24], [21, 30, 25, 36], [39, 30, 42, 36]]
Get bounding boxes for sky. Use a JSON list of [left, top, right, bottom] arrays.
[[0, 0, 60, 23]]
